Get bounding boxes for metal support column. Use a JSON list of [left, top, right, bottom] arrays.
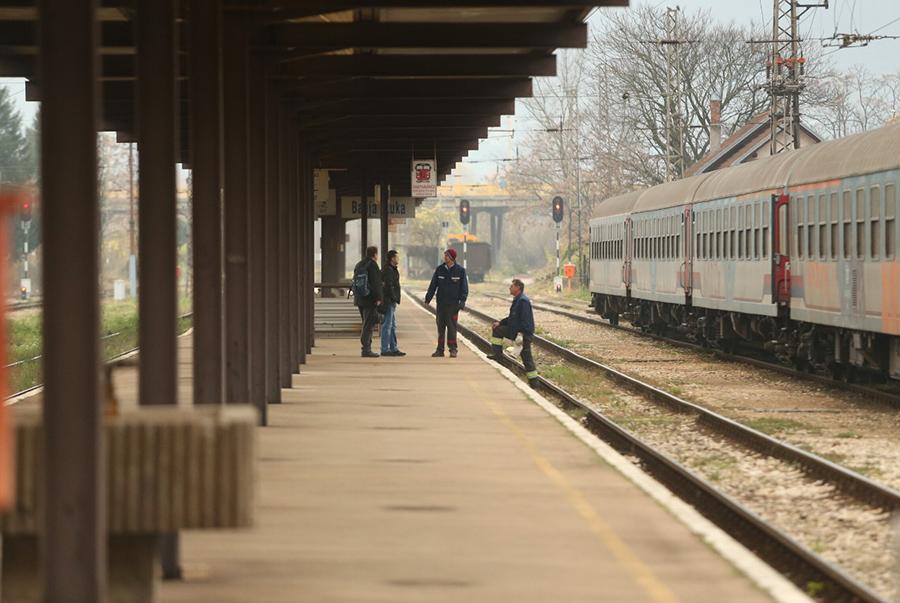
[[190, 0, 224, 406], [222, 16, 250, 405], [306, 157, 316, 352], [265, 83, 282, 403], [137, 0, 181, 580], [247, 56, 267, 425], [277, 106, 292, 385], [380, 180, 389, 263], [294, 139, 306, 367], [40, 0, 105, 598], [287, 123, 299, 369], [359, 167, 368, 258]]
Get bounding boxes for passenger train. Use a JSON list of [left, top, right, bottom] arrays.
[[590, 122, 900, 381]]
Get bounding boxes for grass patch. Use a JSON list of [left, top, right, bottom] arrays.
[[691, 453, 737, 482], [742, 416, 814, 435], [836, 431, 859, 439], [7, 299, 193, 395]]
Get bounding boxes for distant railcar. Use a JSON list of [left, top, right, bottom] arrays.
[[449, 239, 492, 283], [589, 122, 900, 381]]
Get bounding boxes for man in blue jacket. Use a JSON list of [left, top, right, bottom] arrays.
[[424, 248, 468, 358], [490, 278, 538, 387]]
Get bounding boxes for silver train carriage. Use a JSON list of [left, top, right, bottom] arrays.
[[589, 122, 900, 381]]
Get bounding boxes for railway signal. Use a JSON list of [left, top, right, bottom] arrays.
[[552, 196, 564, 223], [459, 199, 471, 225], [552, 196, 564, 291], [20, 201, 31, 222]]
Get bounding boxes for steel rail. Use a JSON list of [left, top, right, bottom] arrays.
[[410, 294, 890, 603], [481, 292, 900, 409]]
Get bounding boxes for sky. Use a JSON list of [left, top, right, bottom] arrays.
[[449, 0, 900, 186], [3, 1, 899, 187]]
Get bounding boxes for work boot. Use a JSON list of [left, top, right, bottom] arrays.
[[431, 350, 444, 357], [528, 378, 539, 390], [449, 350, 458, 358], [362, 350, 380, 358]]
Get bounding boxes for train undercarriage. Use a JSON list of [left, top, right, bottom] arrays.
[[591, 292, 900, 383]]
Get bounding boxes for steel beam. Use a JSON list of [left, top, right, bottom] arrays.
[[281, 77, 532, 101], [251, 1, 622, 21], [298, 114, 501, 131], [248, 55, 268, 425], [190, 0, 224, 406], [271, 21, 586, 49], [39, 0, 105, 599], [279, 54, 555, 78], [295, 98, 515, 116], [223, 15, 250, 405]]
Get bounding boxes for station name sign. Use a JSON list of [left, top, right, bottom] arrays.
[[341, 196, 416, 219]]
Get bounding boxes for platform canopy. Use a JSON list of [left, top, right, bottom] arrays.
[[0, 0, 625, 196]]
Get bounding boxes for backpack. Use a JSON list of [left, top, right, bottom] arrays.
[[351, 260, 371, 302]]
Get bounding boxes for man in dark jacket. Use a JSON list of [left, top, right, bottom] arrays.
[[380, 249, 405, 357], [490, 278, 538, 388], [424, 248, 468, 358], [353, 246, 383, 357]]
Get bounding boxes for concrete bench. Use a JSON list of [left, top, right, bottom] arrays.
[[1, 405, 257, 602]]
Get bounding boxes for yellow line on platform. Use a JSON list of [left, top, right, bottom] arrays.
[[466, 378, 681, 603]]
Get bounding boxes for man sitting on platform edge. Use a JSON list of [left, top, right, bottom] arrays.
[[352, 245, 383, 358], [424, 248, 468, 358], [490, 278, 538, 388]]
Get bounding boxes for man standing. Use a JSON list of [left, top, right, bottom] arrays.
[[353, 246, 383, 358], [490, 279, 538, 388], [380, 249, 405, 357], [424, 248, 468, 358]]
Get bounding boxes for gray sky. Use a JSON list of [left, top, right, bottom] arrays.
[[450, 0, 900, 185]]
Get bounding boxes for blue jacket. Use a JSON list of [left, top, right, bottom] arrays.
[[500, 293, 535, 338], [425, 262, 468, 307]]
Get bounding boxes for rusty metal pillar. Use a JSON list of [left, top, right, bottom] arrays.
[[265, 84, 282, 403], [137, 0, 181, 580], [40, 0, 105, 599], [190, 0, 224, 406], [247, 57, 267, 425], [380, 180, 389, 264], [278, 106, 293, 385], [223, 16, 250, 405]]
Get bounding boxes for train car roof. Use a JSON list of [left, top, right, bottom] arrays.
[[590, 189, 642, 222], [593, 121, 900, 216]]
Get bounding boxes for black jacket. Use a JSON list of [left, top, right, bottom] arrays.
[[499, 293, 535, 338], [425, 262, 468, 307], [353, 257, 383, 308], [382, 263, 401, 305]]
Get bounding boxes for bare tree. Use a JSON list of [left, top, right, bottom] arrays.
[[805, 67, 900, 138]]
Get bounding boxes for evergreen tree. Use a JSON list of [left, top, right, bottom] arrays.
[[0, 87, 28, 185]]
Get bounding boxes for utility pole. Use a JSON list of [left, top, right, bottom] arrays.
[[128, 141, 137, 298], [663, 7, 686, 181], [767, 0, 827, 154]]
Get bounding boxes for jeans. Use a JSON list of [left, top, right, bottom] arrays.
[[380, 302, 398, 353]]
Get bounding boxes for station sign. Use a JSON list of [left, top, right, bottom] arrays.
[[313, 169, 336, 217], [411, 159, 437, 198], [341, 196, 416, 219]]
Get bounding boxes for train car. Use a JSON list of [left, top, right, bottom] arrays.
[[449, 238, 492, 283], [589, 121, 900, 381], [400, 245, 440, 280]]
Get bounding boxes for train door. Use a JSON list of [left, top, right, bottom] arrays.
[[623, 216, 633, 289], [771, 193, 791, 305], [681, 205, 693, 296]]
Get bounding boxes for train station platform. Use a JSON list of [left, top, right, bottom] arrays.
[[143, 302, 793, 602]]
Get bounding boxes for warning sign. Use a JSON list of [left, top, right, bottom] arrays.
[[411, 159, 437, 198]]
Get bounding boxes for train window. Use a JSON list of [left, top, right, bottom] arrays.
[[795, 198, 803, 259], [871, 187, 881, 260], [856, 188, 866, 259], [817, 195, 826, 260], [829, 193, 838, 260], [778, 203, 788, 256], [842, 190, 852, 259], [762, 225, 769, 258], [886, 184, 896, 259]]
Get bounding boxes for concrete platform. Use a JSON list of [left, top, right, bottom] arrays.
[[155, 302, 783, 603]]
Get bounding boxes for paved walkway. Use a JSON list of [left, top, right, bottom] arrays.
[[156, 302, 779, 602]]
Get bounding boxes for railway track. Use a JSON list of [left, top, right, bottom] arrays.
[[482, 292, 900, 409], [412, 295, 896, 602]]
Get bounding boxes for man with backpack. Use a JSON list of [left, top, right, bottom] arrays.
[[424, 248, 468, 358], [352, 246, 383, 357]]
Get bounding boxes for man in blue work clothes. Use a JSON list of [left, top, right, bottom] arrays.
[[424, 248, 468, 358], [490, 278, 538, 388]]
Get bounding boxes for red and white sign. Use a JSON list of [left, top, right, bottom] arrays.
[[411, 159, 437, 198]]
